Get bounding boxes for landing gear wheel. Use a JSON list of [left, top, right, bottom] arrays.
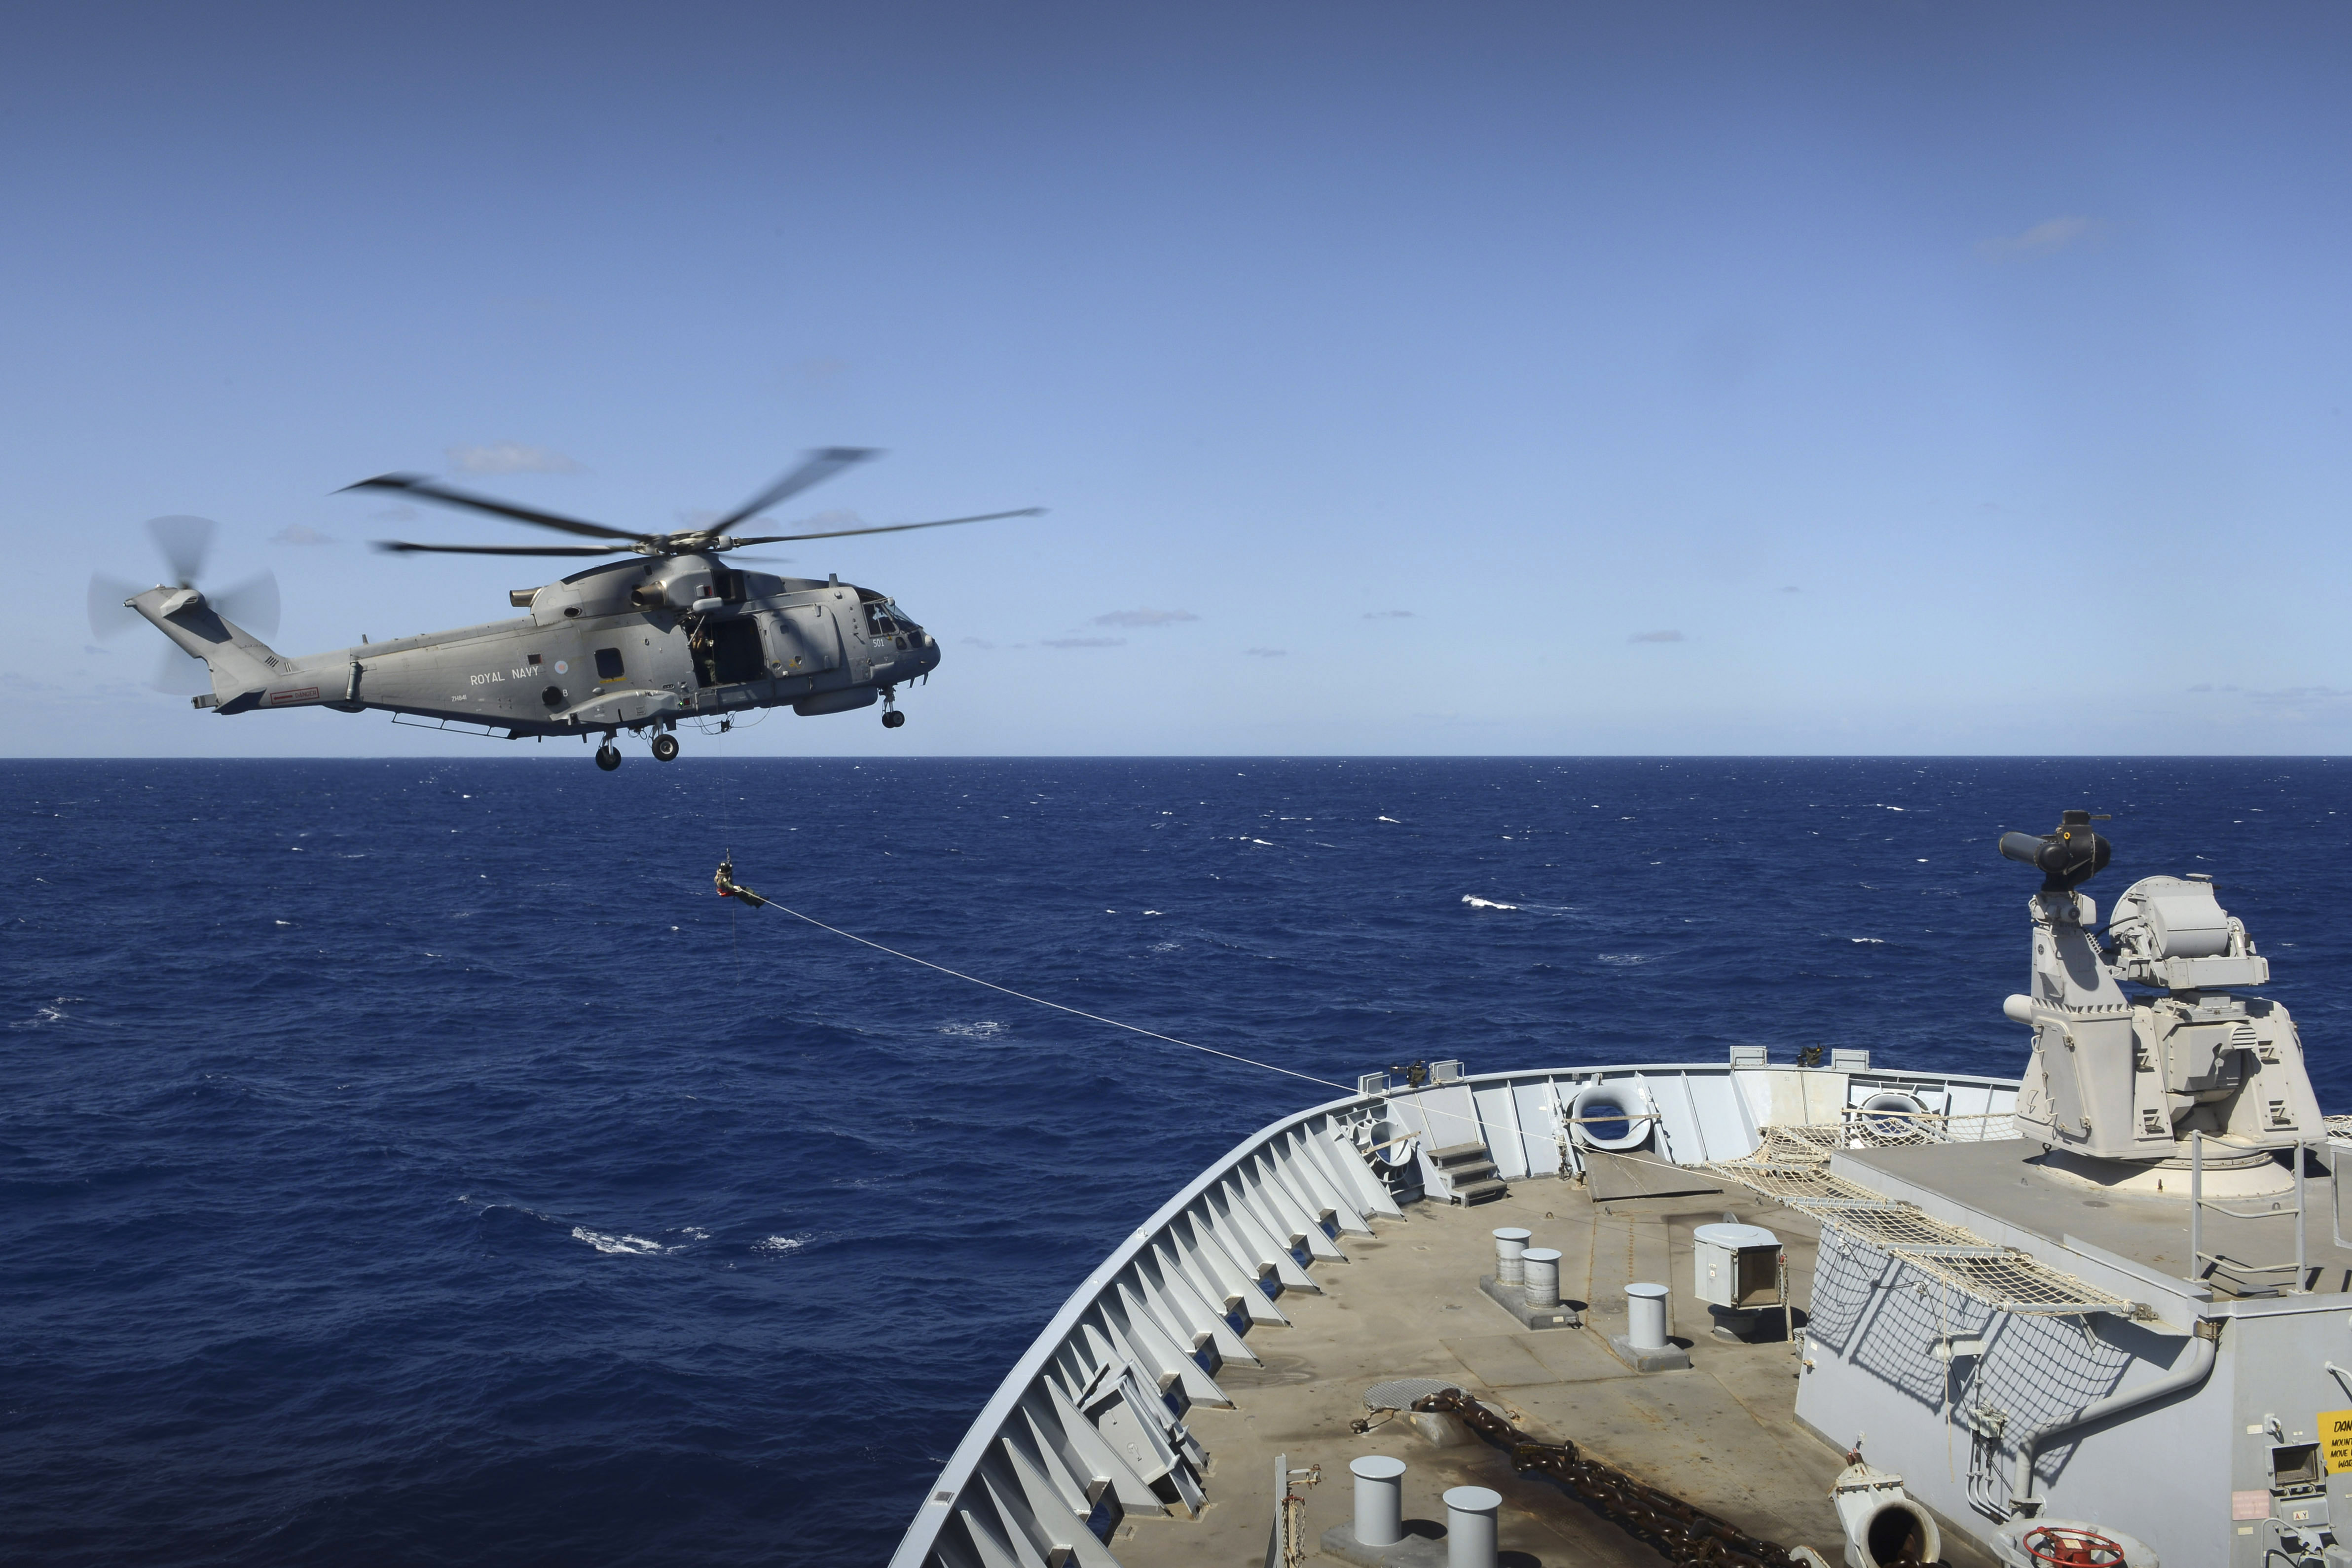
[[652, 733, 680, 762], [882, 709, 906, 729], [595, 744, 622, 771]]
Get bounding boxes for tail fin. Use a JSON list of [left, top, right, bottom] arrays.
[[130, 585, 287, 707]]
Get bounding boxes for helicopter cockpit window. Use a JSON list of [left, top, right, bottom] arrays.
[[864, 600, 918, 636]]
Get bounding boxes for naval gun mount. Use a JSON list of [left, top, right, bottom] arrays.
[[1999, 810, 2322, 1196]]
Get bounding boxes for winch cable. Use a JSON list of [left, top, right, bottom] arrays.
[[713, 864, 1498, 1123]]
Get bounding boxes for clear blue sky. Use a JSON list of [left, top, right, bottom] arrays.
[[8, 3, 2351, 757]]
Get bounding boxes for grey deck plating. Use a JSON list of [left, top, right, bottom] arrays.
[[1107, 1178, 1986, 1568]]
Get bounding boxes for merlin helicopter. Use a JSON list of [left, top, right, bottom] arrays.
[[98, 449, 1040, 769]]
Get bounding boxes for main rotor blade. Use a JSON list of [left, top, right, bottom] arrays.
[[341, 474, 646, 543], [703, 447, 879, 536], [730, 506, 1045, 546], [371, 541, 630, 557], [88, 573, 148, 639], [151, 644, 211, 696], [211, 570, 280, 638], [147, 515, 216, 584]]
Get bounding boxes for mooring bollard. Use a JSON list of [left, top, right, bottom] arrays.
[[1350, 1455, 1406, 1547], [1444, 1484, 1501, 1568], [1627, 1282, 1669, 1350], [1491, 1227, 1531, 1285], [1522, 1247, 1562, 1308]]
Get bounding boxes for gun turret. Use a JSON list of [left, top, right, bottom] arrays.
[[1996, 809, 2111, 892], [1998, 813, 2320, 1166]]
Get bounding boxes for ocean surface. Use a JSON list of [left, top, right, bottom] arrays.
[[7, 756, 2351, 1566]]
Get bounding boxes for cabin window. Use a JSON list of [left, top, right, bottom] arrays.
[[594, 647, 625, 681], [863, 598, 918, 636]]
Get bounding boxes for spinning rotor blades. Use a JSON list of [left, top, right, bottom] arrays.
[[730, 507, 1044, 546], [152, 646, 212, 696], [87, 516, 281, 692], [88, 574, 147, 639], [342, 474, 643, 542], [698, 446, 877, 538], [373, 542, 629, 557], [209, 572, 281, 637], [359, 447, 1040, 558], [147, 515, 215, 585]]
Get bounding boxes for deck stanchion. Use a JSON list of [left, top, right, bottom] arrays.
[[2189, 1130, 2203, 1283], [2296, 1139, 2309, 1293]]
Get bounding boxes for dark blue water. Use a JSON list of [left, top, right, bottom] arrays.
[[6, 757, 2350, 1565]]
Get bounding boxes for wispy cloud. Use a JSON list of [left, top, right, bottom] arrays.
[[1043, 636, 1124, 649], [446, 441, 584, 474], [272, 523, 333, 546], [962, 636, 995, 650], [1246, 647, 1287, 657], [1976, 216, 2099, 261], [2194, 682, 2352, 707], [1093, 608, 1198, 628], [1777, 584, 1800, 594], [1629, 629, 1685, 643], [1363, 609, 1414, 620]]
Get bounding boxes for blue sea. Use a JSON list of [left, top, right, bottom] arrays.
[[7, 757, 2350, 1566]]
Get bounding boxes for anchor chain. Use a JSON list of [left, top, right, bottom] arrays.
[[1411, 1389, 1835, 1568]]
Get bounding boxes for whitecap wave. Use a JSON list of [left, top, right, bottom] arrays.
[[1462, 895, 1519, 911], [1596, 953, 1651, 965], [8, 998, 78, 1029], [1849, 937, 1885, 945], [938, 1021, 1006, 1039], [754, 1234, 808, 1255], [571, 1226, 671, 1256]]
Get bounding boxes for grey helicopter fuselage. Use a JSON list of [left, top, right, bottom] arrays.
[[129, 551, 939, 740]]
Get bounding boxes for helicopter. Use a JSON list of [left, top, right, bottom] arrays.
[[99, 449, 1040, 769]]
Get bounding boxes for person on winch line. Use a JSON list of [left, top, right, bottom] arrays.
[[714, 858, 768, 909]]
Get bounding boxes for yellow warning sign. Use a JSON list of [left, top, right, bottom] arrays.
[[2322, 1409, 2352, 1474]]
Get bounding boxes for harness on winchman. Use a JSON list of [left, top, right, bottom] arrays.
[[714, 854, 769, 909]]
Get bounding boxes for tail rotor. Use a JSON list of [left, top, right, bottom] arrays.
[[87, 516, 281, 693]]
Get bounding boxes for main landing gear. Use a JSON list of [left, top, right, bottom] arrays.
[[652, 732, 680, 762], [595, 743, 622, 771], [881, 689, 906, 729]]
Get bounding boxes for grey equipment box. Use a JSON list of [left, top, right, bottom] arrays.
[[1692, 1222, 1781, 1309]]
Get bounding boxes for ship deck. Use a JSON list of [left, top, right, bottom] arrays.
[[1110, 1172, 2001, 1568]]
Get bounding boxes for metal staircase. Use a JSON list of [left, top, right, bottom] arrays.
[[1425, 1141, 1507, 1205]]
